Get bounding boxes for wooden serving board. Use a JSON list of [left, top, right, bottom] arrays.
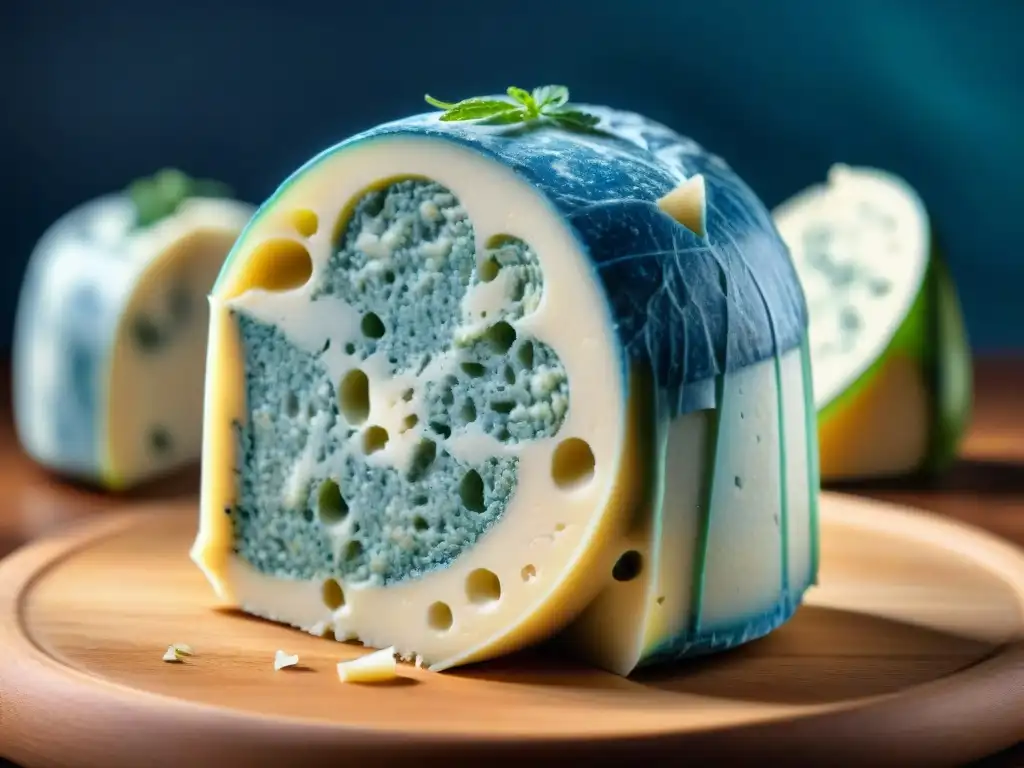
[[1, 492, 1023, 768]]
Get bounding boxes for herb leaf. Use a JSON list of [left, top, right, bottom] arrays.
[[127, 168, 234, 229], [478, 109, 531, 126], [423, 85, 601, 133], [506, 86, 537, 114], [424, 94, 458, 110], [533, 85, 569, 109], [437, 98, 519, 122]]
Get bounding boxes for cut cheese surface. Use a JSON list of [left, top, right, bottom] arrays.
[[774, 164, 972, 480], [193, 102, 819, 675], [12, 173, 254, 489]]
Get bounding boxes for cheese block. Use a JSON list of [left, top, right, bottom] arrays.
[[13, 169, 254, 490], [774, 165, 972, 481], [192, 101, 820, 676]]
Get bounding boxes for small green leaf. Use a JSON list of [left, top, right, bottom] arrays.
[[506, 86, 536, 111], [130, 177, 176, 229], [424, 94, 458, 110], [129, 180, 157, 220], [127, 168, 233, 228], [533, 85, 569, 109], [438, 99, 519, 122], [549, 109, 601, 130], [423, 85, 599, 133], [153, 168, 189, 201], [478, 109, 531, 126]]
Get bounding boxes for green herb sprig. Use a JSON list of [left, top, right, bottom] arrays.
[[128, 168, 233, 229], [424, 85, 600, 131]]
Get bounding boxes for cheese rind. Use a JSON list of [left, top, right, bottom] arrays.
[[774, 165, 972, 480], [194, 105, 818, 675], [12, 182, 253, 489]]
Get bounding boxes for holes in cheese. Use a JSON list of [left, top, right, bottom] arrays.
[[192, 105, 818, 675], [773, 164, 972, 480], [226, 239, 313, 296], [427, 601, 454, 632], [465, 568, 502, 605], [12, 177, 254, 490], [551, 438, 596, 490], [316, 479, 348, 524], [337, 369, 371, 424], [361, 312, 386, 339], [362, 426, 390, 455], [291, 209, 319, 238], [321, 577, 345, 610], [612, 551, 643, 582]]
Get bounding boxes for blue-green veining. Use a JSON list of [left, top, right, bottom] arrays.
[[230, 180, 571, 585]]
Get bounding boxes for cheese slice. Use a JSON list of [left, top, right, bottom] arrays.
[[192, 103, 818, 675], [12, 170, 254, 490], [774, 164, 972, 480], [562, 341, 818, 674]]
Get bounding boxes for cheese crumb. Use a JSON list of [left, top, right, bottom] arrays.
[[309, 621, 329, 637], [162, 643, 192, 663], [337, 646, 398, 683], [274, 650, 300, 671]]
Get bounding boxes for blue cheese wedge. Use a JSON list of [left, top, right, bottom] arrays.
[[774, 165, 972, 480], [192, 100, 820, 676], [13, 170, 254, 490]]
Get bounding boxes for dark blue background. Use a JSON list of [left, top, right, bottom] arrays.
[[3, 0, 1021, 351]]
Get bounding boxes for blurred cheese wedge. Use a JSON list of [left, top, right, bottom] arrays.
[[13, 169, 254, 490], [774, 164, 972, 481]]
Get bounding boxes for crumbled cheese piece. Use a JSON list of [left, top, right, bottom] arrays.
[[162, 643, 192, 663], [337, 646, 398, 683], [274, 650, 300, 670]]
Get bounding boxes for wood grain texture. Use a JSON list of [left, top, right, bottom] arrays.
[[0, 493, 1022, 768], [0, 357, 1022, 767]]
